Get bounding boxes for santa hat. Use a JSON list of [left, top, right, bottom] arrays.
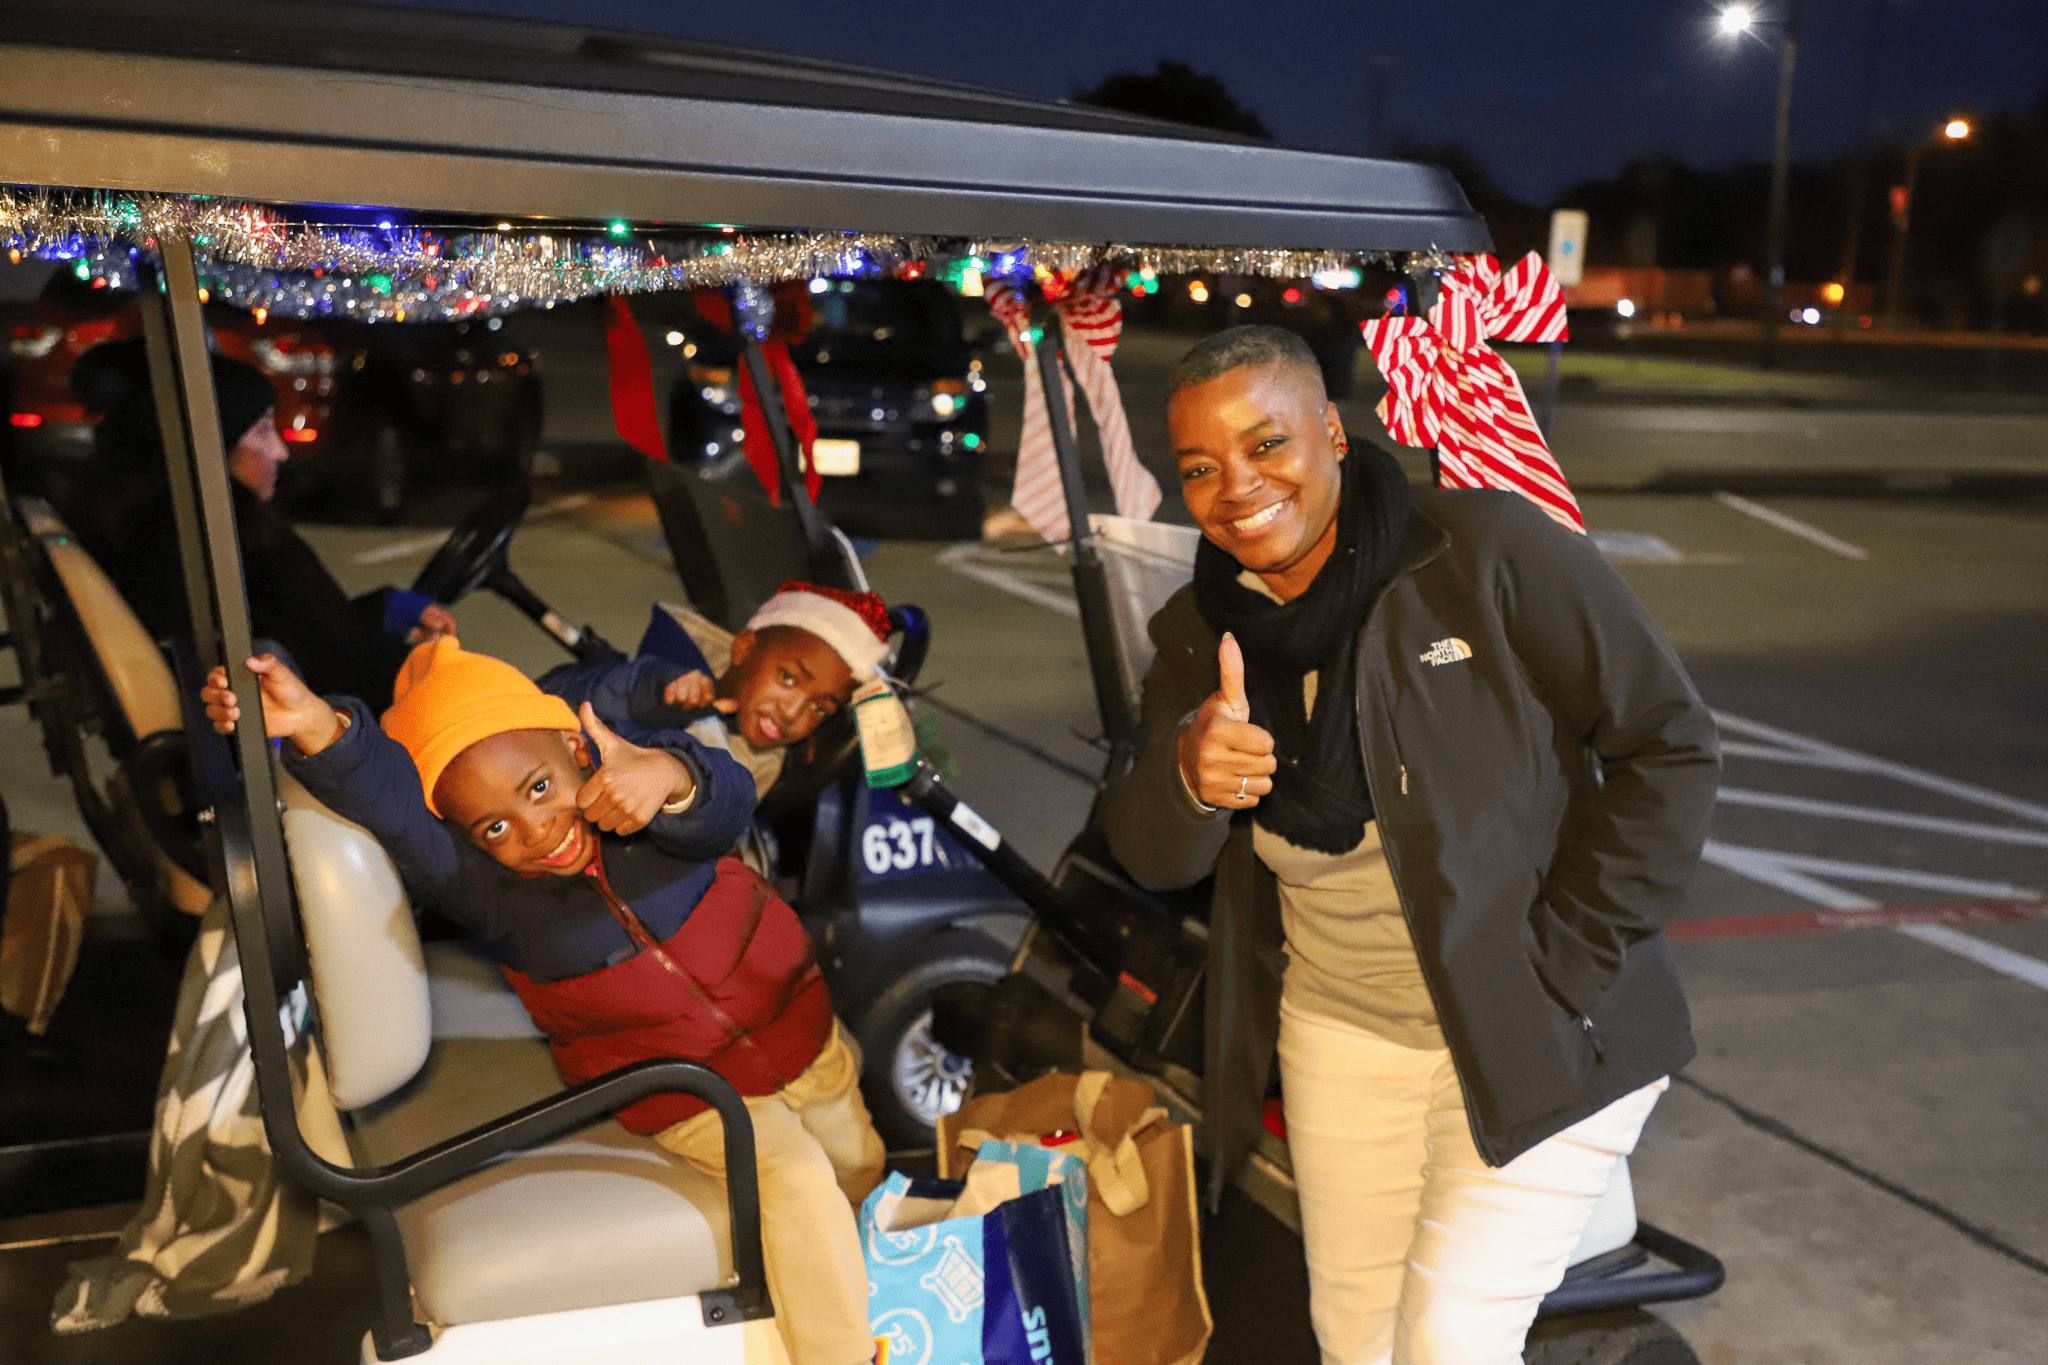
[[381, 638, 580, 816], [744, 581, 891, 680]]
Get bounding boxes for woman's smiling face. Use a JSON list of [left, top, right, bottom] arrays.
[[1169, 359, 1347, 602]]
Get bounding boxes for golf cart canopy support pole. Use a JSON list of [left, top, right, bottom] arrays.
[[149, 237, 776, 1359], [1033, 308, 1139, 759]]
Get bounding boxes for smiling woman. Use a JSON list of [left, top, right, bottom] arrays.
[[1110, 322, 1720, 1364]]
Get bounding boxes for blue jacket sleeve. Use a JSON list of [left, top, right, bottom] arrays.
[[539, 656, 699, 745], [628, 719, 758, 861], [280, 699, 507, 938]]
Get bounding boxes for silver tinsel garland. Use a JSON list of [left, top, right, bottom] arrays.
[[3, 187, 1438, 321]]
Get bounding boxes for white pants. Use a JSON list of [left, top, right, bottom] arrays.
[[1277, 999, 1666, 1365]]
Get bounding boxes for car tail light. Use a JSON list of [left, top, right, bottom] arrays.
[[689, 365, 736, 407], [10, 413, 44, 427], [10, 325, 62, 360], [252, 336, 337, 375]]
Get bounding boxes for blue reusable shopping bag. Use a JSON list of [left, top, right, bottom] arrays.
[[863, 1141, 1089, 1365]]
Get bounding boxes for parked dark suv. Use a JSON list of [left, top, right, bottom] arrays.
[[666, 277, 989, 539], [7, 266, 541, 522]]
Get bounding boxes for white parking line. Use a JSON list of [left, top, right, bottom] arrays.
[[937, 542, 1078, 618], [349, 493, 593, 565], [1894, 924, 2048, 992], [1703, 709, 2048, 992], [1715, 788, 2048, 848], [1714, 491, 1869, 560], [1702, 842, 2048, 991], [1701, 842, 2041, 902], [1714, 711, 2048, 827]]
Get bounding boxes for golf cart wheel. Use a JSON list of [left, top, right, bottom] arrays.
[[854, 932, 1008, 1149], [1525, 1310, 1700, 1365]]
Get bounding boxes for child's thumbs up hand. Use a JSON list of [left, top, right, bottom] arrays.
[[1175, 633, 1278, 811], [576, 702, 696, 835]]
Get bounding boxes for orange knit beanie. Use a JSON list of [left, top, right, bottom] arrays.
[[381, 638, 580, 816]]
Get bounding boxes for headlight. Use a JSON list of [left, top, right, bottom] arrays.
[[252, 337, 336, 375], [9, 326, 62, 360], [923, 379, 967, 421]]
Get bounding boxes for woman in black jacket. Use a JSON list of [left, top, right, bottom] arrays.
[[65, 340, 452, 711], [1104, 326, 1718, 1365]]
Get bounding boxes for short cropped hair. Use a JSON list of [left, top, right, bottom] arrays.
[[1167, 324, 1325, 400]]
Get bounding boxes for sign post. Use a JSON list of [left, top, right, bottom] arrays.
[[1539, 209, 1587, 437]]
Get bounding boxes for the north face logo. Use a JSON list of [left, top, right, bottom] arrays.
[[1420, 638, 1473, 666]]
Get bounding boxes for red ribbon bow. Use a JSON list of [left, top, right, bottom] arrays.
[[1362, 253, 1583, 533]]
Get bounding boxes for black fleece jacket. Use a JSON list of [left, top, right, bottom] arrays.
[[1104, 489, 1719, 1198]]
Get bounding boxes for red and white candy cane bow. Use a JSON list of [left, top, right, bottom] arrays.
[[1362, 252, 1584, 533], [988, 267, 1161, 547]]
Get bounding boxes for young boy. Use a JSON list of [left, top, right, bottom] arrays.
[[542, 581, 892, 800], [200, 639, 885, 1365]]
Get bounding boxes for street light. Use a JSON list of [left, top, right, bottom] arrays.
[[1881, 116, 1972, 330], [1715, 3, 1798, 367]]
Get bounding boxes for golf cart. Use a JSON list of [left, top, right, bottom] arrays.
[[0, 3, 1719, 1360]]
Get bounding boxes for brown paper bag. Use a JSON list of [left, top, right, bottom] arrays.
[[2, 832, 97, 1033], [941, 1070, 1213, 1365]]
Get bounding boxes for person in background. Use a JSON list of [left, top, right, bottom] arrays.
[[1105, 326, 1718, 1365], [62, 338, 453, 710]]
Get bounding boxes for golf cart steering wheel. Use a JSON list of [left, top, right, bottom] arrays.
[[411, 486, 529, 604], [411, 488, 623, 666]]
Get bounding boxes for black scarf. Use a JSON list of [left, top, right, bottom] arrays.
[[1191, 445, 1411, 854]]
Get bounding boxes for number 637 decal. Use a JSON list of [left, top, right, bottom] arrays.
[[861, 816, 939, 875]]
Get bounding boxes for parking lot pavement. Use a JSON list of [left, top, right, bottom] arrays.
[[99, 476, 2048, 1363]]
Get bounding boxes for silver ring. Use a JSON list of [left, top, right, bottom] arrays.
[[1237, 775, 1249, 800]]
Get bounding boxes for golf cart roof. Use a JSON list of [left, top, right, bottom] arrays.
[[0, 0, 1489, 255]]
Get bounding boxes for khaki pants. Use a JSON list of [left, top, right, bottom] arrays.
[[656, 1023, 886, 1365], [1278, 998, 1666, 1365]]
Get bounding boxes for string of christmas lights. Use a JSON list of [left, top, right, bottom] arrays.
[[3, 187, 1438, 321]]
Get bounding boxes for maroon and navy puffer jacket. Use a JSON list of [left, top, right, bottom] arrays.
[[286, 695, 827, 1129], [504, 852, 833, 1131]]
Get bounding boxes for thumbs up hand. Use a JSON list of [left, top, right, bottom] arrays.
[[575, 701, 696, 835], [1176, 633, 1278, 810]]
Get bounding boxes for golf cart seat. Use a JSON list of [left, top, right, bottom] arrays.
[[8, 497, 211, 915], [274, 775, 761, 1358]]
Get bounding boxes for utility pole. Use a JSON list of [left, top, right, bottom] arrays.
[[1760, 25, 1799, 368]]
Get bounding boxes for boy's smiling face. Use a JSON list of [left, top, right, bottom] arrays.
[[435, 728, 597, 877], [718, 625, 854, 750]]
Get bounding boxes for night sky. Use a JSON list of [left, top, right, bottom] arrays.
[[398, 0, 2043, 202]]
